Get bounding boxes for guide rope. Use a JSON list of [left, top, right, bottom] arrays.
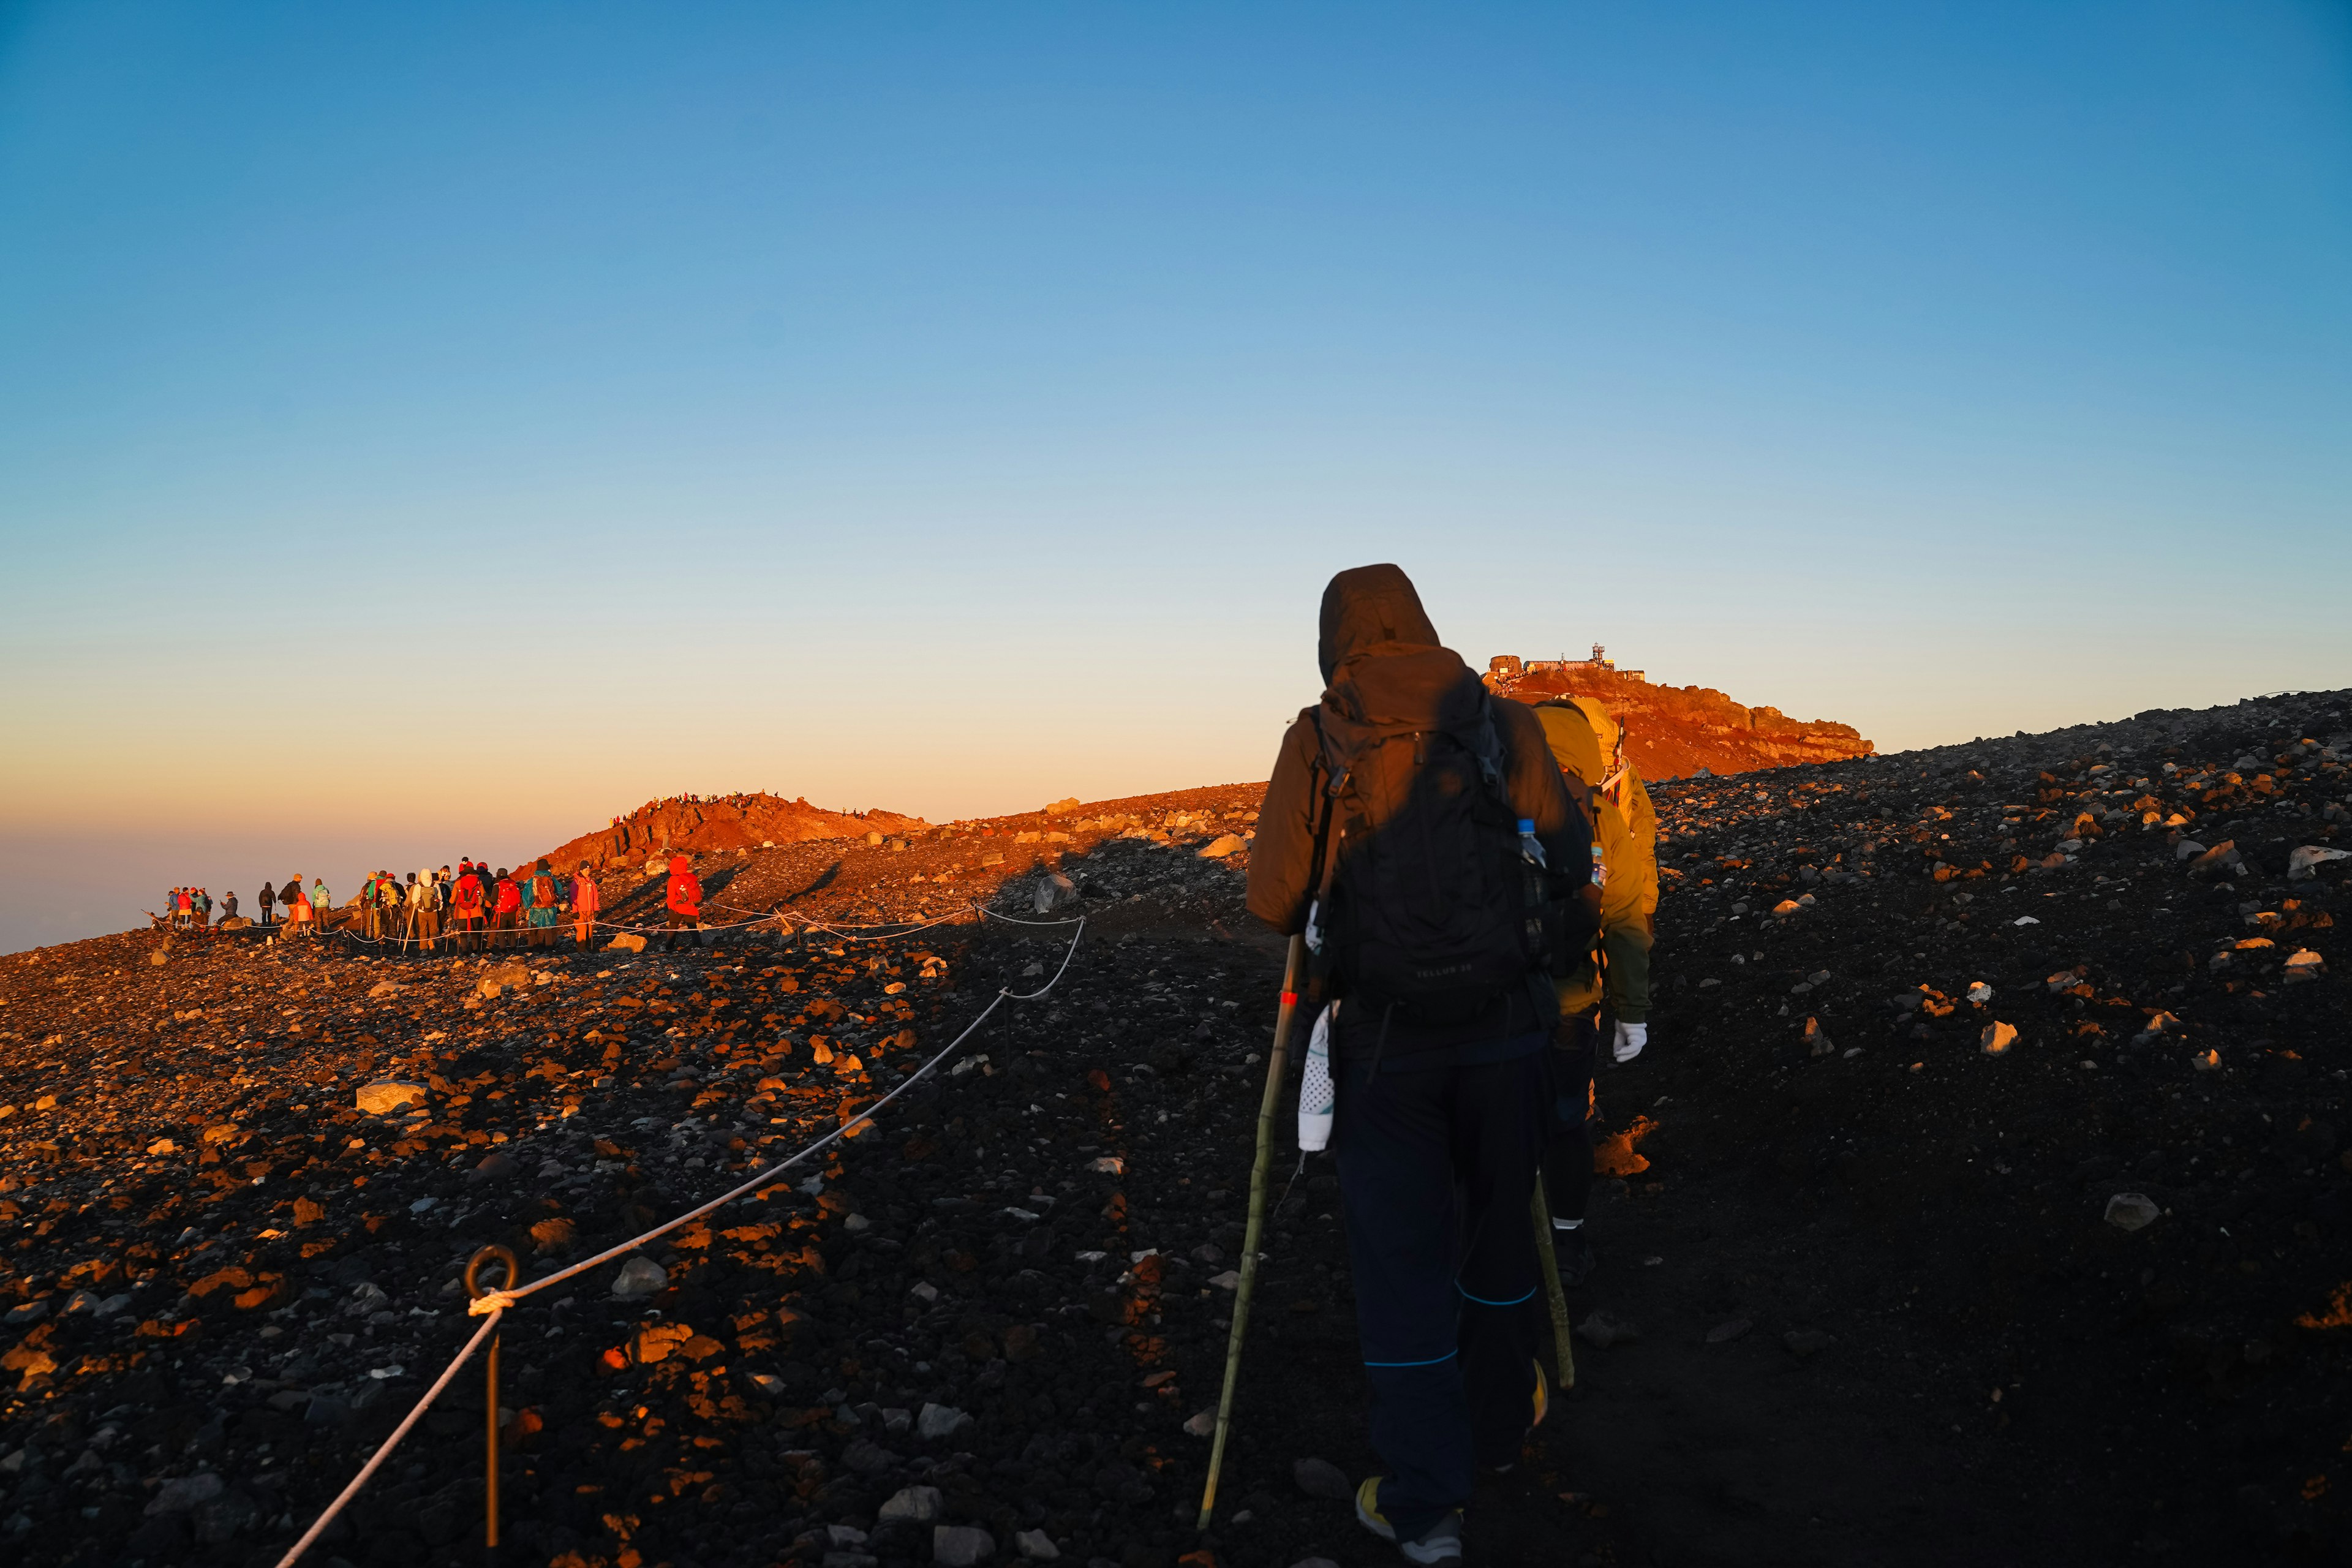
[[271, 914, 1087, 1566]]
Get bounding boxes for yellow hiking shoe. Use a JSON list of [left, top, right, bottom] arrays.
[[1354, 1476, 1465, 1566]]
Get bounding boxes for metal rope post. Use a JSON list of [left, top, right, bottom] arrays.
[[466, 1245, 520, 1556]]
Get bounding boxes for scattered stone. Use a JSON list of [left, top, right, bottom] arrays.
[[1293, 1457, 1352, 1500], [2105, 1193, 2162, 1232], [144, 1472, 224, 1515], [1014, 1528, 1061, 1559], [2289, 845, 2352, 880], [1182, 1409, 1216, 1437], [355, 1081, 428, 1116], [917, 1402, 972, 1441], [1033, 873, 1079, 914], [932, 1524, 996, 1566], [1705, 1317, 1753, 1344], [1980, 1021, 2018, 1055], [1803, 1016, 1834, 1057], [609, 1256, 669, 1298], [880, 1485, 943, 1523], [1198, 834, 1246, 859], [1576, 1310, 1638, 1348]]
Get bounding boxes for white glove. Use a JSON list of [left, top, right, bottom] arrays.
[[1612, 1020, 1648, 1064]]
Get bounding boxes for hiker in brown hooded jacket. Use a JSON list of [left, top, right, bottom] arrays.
[[1247, 564, 1595, 1566]]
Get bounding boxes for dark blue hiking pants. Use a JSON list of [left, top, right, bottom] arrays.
[[1335, 1035, 1548, 1542]]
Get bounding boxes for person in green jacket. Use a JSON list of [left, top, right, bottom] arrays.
[[1531, 696, 1658, 1286]]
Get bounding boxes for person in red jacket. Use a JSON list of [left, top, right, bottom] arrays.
[[663, 854, 703, 950], [572, 861, 601, 949], [450, 865, 486, 954], [491, 867, 522, 949]]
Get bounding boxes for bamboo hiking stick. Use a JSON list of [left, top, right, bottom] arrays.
[[1196, 933, 1306, 1531], [1530, 1181, 1577, 1390]]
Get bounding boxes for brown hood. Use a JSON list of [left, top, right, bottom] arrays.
[[1314, 564, 1486, 762], [1317, 564, 1440, 684]]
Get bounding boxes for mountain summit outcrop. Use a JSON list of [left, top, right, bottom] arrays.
[[1485, 651, 1872, 778], [538, 793, 930, 873]]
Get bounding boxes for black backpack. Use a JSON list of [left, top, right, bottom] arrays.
[[1308, 696, 1573, 1024]]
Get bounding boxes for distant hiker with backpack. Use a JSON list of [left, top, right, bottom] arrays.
[[409, 868, 441, 952], [450, 865, 486, 952], [1246, 564, 1596, 1567], [571, 861, 600, 948], [663, 854, 703, 949], [284, 874, 311, 937], [491, 867, 522, 949], [1528, 697, 1660, 1287], [526, 859, 562, 948], [257, 881, 275, 929]]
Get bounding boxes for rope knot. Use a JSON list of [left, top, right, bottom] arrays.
[[466, 1291, 516, 1317]]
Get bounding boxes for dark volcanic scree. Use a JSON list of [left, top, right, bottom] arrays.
[[1, 692, 2349, 1568]]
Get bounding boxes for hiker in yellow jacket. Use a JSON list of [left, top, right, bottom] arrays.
[[1531, 696, 1657, 1286]]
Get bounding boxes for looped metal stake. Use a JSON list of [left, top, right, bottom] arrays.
[[465, 1245, 520, 1557], [464, 1243, 520, 1302]]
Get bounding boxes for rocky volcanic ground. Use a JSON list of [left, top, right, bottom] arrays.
[[3, 690, 2350, 1568]]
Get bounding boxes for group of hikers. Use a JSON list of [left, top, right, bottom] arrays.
[[349, 856, 712, 951], [1244, 564, 1657, 1567], [161, 886, 234, 929], [157, 856, 715, 954], [247, 876, 333, 935], [611, 791, 761, 827]]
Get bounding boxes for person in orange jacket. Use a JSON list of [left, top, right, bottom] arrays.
[[572, 861, 601, 949], [663, 854, 703, 950], [450, 865, 486, 954]]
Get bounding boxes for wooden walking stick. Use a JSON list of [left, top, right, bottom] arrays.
[[1196, 932, 1307, 1531], [1529, 1181, 1576, 1390]]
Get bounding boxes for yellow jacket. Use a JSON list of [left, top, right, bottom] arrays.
[[1532, 698, 1657, 932]]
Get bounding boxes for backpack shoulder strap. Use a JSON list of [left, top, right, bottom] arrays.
[[1472, 693, 1507, 791]]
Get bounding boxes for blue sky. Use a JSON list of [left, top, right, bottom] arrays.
[[2, 1, 2348, 949]]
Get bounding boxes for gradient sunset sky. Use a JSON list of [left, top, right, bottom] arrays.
[[3, 2, 2348, 951]]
